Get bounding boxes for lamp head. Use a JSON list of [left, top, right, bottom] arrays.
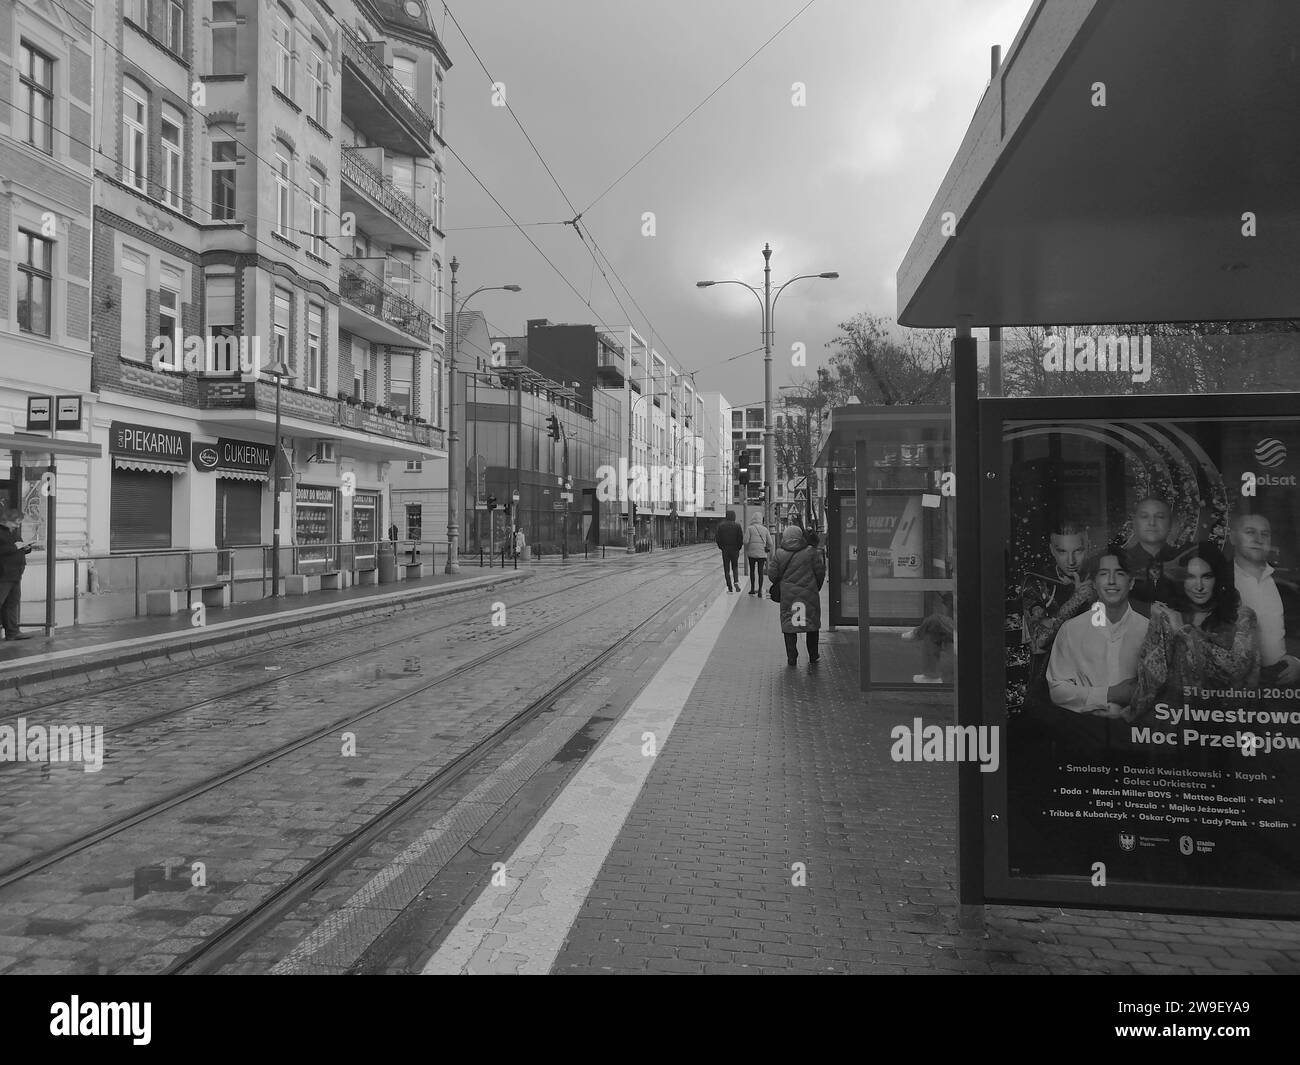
[[819, 272, 839, 279], [504, 285, 522, 292], [265, 359, 293, 380], [695, 281, 715, 288]]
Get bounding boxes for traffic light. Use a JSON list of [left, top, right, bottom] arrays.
[[487, 495, 497, 511], [547, 414, 561, 440], [737, 450, 750, 485]]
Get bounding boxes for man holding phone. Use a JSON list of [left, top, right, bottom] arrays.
[[0, 506, 34, 640]]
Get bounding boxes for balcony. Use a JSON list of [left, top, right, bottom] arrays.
[[595, 341, 626, 386], [196, 379, 445, 450], [340, 146, 433, 249], [340, 24, 436, 157], [339, 261, 434, 347]]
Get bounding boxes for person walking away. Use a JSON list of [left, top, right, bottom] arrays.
[[714, 510, 743, 592], [744, 512, 774, 595], [767, 524, 826, 665], [0, 507, 35, 641]]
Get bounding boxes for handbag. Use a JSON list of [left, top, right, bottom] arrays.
[[768, 545, 805, 602]]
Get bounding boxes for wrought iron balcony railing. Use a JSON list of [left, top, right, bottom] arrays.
[[339, 23, 436, 138], [340, 261, 434, 343], [341, 146, 433, 243]]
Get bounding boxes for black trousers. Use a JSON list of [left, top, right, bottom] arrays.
[[784, 631, 819, 660], [721, 548, 740, 588], [747, 556, 766, 589], [0, 580, 21, 636]]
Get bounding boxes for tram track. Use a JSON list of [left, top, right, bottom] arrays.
[[0, 553, 659, 730], [168, 565, 718, 974], [0, 555, 712, 892]]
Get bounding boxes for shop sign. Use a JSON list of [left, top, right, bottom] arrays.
[[109, 421, 189, 461], [192, 437, 273, 473]]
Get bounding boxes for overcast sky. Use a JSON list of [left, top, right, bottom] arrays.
[[437, 0, 1029, 408]]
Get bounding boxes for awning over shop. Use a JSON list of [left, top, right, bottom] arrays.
[[897, 0, 1300, 327], [214, 468, 269, 482], [113, 457, 188, 475]]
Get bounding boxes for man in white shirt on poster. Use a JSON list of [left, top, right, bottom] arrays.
[[1047, 551, 1149, 716], [1230, 510, 1300, 684]]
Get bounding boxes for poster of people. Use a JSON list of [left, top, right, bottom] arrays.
[[1002, 416, 1300, 896]]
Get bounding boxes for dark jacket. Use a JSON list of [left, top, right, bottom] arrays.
[[768, 526, 826, 632], [0, 525, 30, 582], [715, 520, 743, 552]]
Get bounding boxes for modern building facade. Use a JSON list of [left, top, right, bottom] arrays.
[[83, 0, 449, 591]]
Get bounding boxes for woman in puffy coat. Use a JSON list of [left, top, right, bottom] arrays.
[[743, 512, 773, 595], [766, 524, 826, 666]]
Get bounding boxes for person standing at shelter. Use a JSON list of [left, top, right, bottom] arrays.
[[768, 523, 826, 666], [744, 512, 773, 595], [715, 510, 743, 592], [0, 506, 34, 641]]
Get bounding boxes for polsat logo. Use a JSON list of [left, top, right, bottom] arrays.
[[1255, 438, 1287, 468]]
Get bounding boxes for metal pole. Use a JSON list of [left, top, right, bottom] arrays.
[[445, 257, 461, 573], [272, 377, 282, 597], [626, 390, 636, 552], [762, 243, 774, 531], [45, 456, 56, 636], [561, 430, 569, 560]]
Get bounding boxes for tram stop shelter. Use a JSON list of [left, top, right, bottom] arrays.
[[896, 0, 1300, 918], [816, 405, 953, 693], [2, 433, 104, 636]]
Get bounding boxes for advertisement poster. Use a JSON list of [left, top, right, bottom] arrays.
[[1003, 417, 1300, 892]]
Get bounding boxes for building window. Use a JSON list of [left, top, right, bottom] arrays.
[[211, 1, 237, 75], [432, 67, 443, 135], [167, 0, 184, 55], [308, 168, 325, 256], [386, 254, 411, 301], [123, 80, 148, 190], [309, 39, 327, 124], [433, 166, 444, 230], [392, 55, 417, 103], [406, 460, 422, 472], [431, 356, 443, 425], [19, 41, 54, 154], [390, 156, 414, 199], [204, 271, 238, 372], [433, 259, 443, 321], [16, 230, 53, 337], [161, 105, 183, 209], [210, 139, 236, 220], [274, 288, 291, 370], [389, 353, 412, 413], [275, 144, 292, 236], [306, 304, 322, 392], [275, 8, 293, 97], [125, 0, 147, 26], [156, 284, 180, 368]]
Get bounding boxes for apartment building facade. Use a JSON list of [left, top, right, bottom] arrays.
[[0, 0, 97, 563], [86, 0, 448, 579]]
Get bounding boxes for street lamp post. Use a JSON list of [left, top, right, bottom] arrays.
[[625, 389, 653, 553], [266, 358, 294, 597], [697, 246, 838, 530], [444, 257, 521, 574]]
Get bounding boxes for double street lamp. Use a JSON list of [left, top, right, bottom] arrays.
[[697, 244, 837, 529], [444, 255, 521, 574]]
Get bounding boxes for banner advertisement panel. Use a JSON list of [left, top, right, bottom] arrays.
[[999, 413, 1300, 901]]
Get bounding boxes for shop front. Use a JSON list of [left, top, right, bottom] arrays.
[[108, 420, 189, 553]]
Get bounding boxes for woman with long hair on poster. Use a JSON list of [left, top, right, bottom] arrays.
[[1130, 540, 1261, 718]]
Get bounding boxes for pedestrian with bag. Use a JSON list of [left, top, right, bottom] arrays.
[[513, 524, 527, 562], [767, 523, 826, 666], [744, 511, 773, 595], [714, 509, 744, 592], [0, 506, 35, 641]]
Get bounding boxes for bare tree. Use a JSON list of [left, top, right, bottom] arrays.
[[822, 313, 954, 406]]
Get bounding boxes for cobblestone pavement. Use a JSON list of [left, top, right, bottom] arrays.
[[0, 551, 714, 974], [549, 591, 1300, 974]]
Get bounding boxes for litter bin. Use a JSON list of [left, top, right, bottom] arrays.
[[378, 541, 397, 583]]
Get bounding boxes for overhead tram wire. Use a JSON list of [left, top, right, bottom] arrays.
[[439, 0, 683, 367], [578, 0, 820, 217]]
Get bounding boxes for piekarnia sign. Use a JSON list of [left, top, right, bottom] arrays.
[[109, 421, 189, 461]]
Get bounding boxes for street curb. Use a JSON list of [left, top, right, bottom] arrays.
[[0, 570, 532, 694]]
